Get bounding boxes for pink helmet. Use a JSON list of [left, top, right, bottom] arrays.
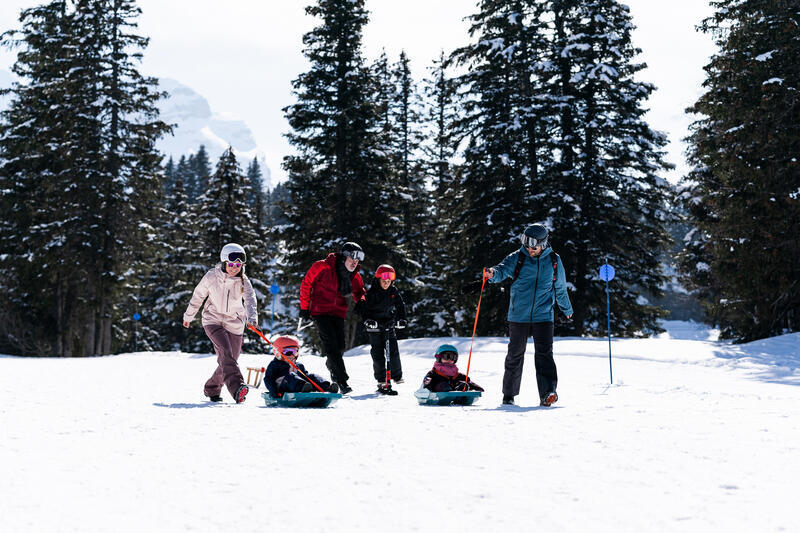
[[272, 335, 300, 359], [375, 264, 396, 281]]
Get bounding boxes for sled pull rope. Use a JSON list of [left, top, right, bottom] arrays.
[[247, 324, 326, 393], [463, 268, 488, 391]]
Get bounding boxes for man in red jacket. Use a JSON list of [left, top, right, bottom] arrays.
[[299, 242, 366, 394]]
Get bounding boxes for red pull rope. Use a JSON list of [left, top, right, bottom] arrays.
[[462, 269, 488, 391], [247, 324, 326, 393]]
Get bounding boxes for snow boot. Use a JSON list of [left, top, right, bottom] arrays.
[[209, 395, 223, 403], [327, 382, 340, 393], [377, 382, 398, 396], [540, 392, 558, 407], [235, 384, 249, 404], [393, 377, 404, 384], [502, 395, 515, 405], [301, 382, 314, 392], [338, 382, 353, 395]]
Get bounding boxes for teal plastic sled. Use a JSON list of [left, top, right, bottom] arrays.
[[261, 391, 342, 408], [414, 388, 481, 406]]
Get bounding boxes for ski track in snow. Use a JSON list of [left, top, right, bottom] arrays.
[[1, 321, 799, 532]]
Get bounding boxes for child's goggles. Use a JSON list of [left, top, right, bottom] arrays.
[[377, 271, 396, 280], [281, 347, 299, 357], [438, 350, 458, 362]]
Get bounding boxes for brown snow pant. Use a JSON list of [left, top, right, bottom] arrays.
[[203, 324, 245, 398]]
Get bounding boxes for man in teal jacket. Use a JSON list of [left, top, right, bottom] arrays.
[[485, 224, 574, 406]]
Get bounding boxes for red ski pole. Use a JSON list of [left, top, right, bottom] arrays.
[[462, 268, 488, 391], [247, 324, 325, 393]]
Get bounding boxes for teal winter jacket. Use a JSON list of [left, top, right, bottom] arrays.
[[488, 246, 574, 323]]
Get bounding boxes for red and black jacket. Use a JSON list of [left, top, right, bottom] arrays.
[[300, 253, 366, 319]]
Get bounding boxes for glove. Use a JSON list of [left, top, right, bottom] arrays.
[[299, 309, 310, 320], [395, 319, 407, 329], [354, 300, 365, 316], [460, 280, 483, 295], [364, 319, 379, 331]]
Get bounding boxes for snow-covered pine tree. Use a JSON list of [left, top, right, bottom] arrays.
[[193, 147, 268, 351], [548, 0, 673, 336], [449, 0, 556, 335], [0, 1, 73, 355], [140, 167, 206, 351], [388, 51, 434, 336], [0, 0, 170, 355], [190, 144, 212, 202], [680, 0, 800, 341], [280, 0, 392, 349], [416, 51, 463, 336], [163, 156, 176, 197]]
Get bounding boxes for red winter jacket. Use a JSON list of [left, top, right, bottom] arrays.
[[300, 253, 366, 319]]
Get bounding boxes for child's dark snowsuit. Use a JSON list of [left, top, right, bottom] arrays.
[[361, 282, 406, 382], [422, 362, 485, 393], [263, 358, 331, 398]]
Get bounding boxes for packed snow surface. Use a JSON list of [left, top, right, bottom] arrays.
[[2, 321, 799, 532]]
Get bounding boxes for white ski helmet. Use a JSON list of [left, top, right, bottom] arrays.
[[220, 243, 246, 264]]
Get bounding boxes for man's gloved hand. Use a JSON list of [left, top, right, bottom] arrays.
[[395, 319, 407, 329], [460, 280, 483, 295], [299, 309, 310, 320], [364, 319, 378, 331]]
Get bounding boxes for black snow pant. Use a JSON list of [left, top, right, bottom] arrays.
[[369, 329, 402, 383], [502, 321, 556, 401], [313, 315, 349, 385]]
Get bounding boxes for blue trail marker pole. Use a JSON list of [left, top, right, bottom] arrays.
[[269, 283, 280, 335], [599, 261, 615, 384], [132, 312, 141, 352]]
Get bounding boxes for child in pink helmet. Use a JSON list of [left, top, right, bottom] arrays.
[[263, 335, 339, 398]]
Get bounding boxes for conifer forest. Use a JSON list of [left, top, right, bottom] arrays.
[[0, 0, 798, 356]]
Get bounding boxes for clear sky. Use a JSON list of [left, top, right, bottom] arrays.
[[0, 0, 716, 185]]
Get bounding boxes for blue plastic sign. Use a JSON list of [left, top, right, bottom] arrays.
[[270, 284, 280, 295], [133, 313, 141, 321], [599, 264, 615, 282]]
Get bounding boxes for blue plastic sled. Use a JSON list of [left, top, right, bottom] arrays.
[[414, 388, 481, 406], [261, 391, 342, 408]]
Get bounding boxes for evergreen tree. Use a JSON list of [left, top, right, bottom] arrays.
[[547, 0, 673, 336], [417, 51, 463, 335], [449, 0, 556, 335], [163, 156, 176, 197], [680, 0, 800, 340], [280, 0, 391, 349], [0, 0, 169, 355], [246, 157, 267, 230], [194, 147, 268, 351], [190, 144, 212, 201]]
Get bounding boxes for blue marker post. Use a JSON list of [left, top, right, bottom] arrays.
[[269, 283, 280, 346], [598, 261, 615, 384], [132, 312, 141, 352]]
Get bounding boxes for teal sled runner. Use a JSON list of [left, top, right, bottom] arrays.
[[414, 389, 481, 406], [261, 391, 342, 408]]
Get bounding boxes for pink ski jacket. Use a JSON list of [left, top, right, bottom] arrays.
[[183, 265, 258, 335]]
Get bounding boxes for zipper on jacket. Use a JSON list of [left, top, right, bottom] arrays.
[[226, 289, 230, 312], [530, 256, 539, 323]]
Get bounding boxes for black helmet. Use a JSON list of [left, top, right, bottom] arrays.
[[341, 242, 364, 261], [520, 224, 549, 249]]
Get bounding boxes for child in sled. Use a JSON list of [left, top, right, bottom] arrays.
[[421, 344, 485, 393], [359, 264, 407, 394], [263, 335, 339, 398]]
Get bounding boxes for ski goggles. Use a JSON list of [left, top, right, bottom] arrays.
[[342, 250, 365, 261], [520, 234, 547, 249], [228, 251, 246, 263], [226, 261, 244, 269], [281, 347, 299, 357], [377, 271, 396, 281], [437, 351, 458, 362]]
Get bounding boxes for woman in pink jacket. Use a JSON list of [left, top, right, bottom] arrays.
[[183, 243, 258, 403]]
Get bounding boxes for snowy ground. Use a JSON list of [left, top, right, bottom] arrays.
[[2, 320, 799, 532]]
